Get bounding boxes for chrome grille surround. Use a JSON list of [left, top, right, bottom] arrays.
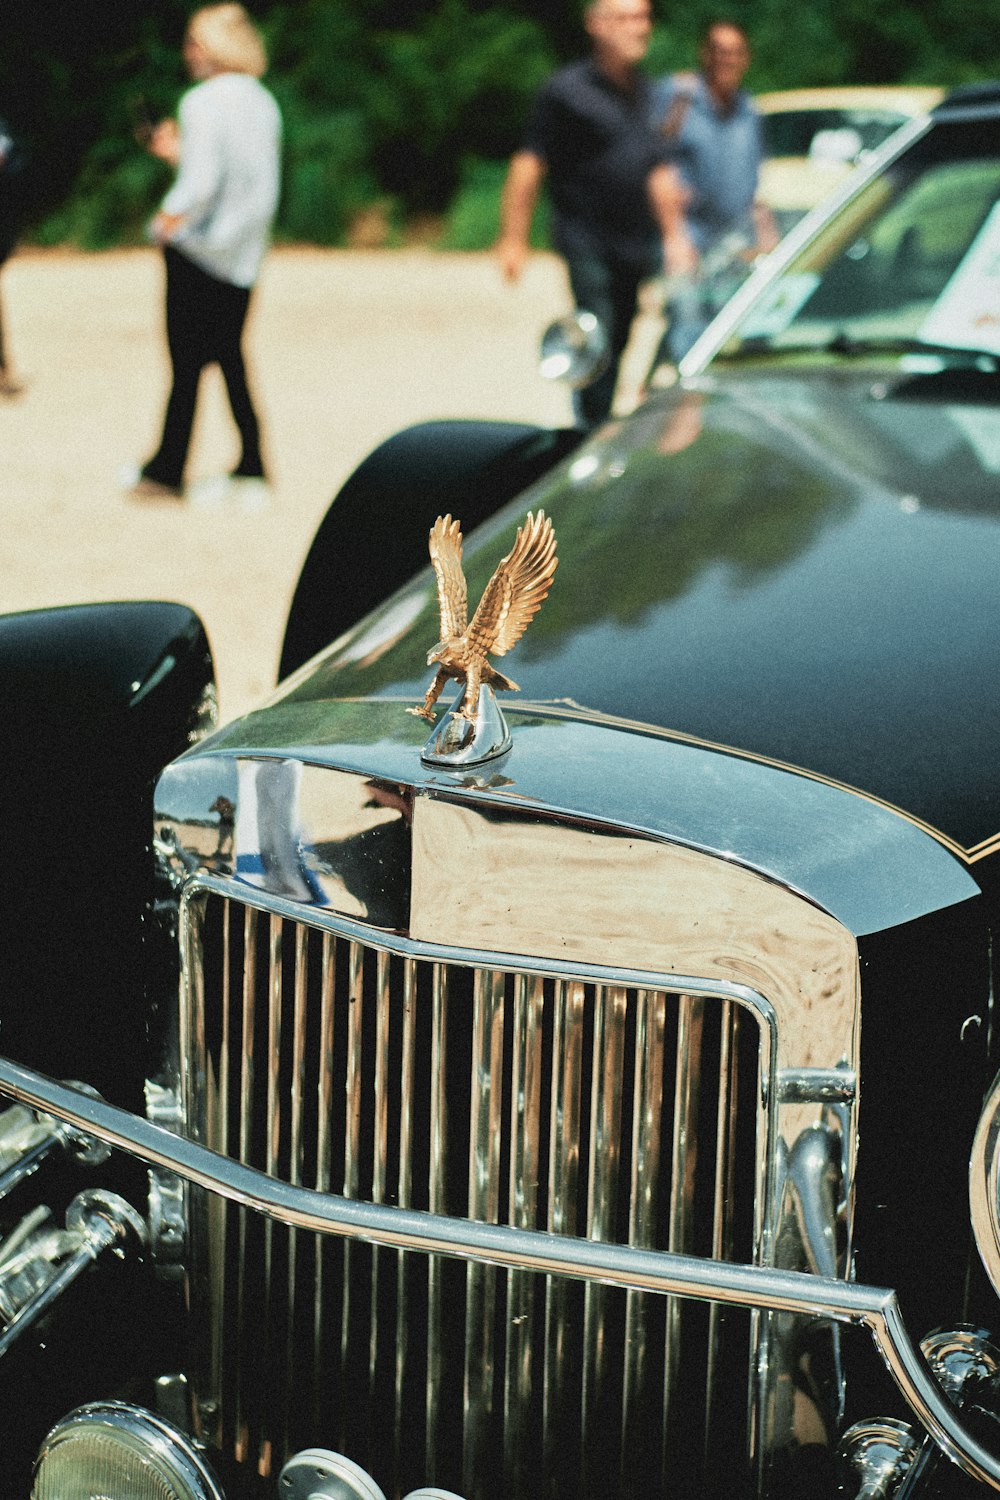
[[173, 857, 855, 1500], [182, 883, 767, 1498], [152, 745, 864, 1497]]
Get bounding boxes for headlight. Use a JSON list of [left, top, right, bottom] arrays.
[[31, 1403, 223, 1500]]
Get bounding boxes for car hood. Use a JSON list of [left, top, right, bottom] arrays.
[[263, 369, 1000, 859]]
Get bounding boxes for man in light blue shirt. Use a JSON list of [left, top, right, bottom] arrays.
[[652, 19, 776, 364]]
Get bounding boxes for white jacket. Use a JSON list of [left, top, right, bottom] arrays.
[[161, 72, 281, 288]]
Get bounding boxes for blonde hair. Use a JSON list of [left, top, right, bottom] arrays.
[[187, 4, 268, 78]]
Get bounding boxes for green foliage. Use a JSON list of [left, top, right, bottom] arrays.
[[35, 150, 171, 250], [360, 1, 552, 212], [275, 102, 377, 245], [440, 157, 550, 251], [2, 0, 999, 249]]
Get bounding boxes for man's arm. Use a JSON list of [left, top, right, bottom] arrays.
[[496, 150, 546, 283], [648, 162, 699, 278], [748, 106, 779, 256], [752, 199, 780, 256]]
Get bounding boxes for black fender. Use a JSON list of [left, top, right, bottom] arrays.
[[278, 419, 584, 682], [0, 601, 213, 1108]]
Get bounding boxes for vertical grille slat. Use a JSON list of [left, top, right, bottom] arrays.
[[669, 995, 706, 1255], [509, 974, 544, 1233], [468, 969, 506, 1223], [315, 932, 336, 1195], [582, 985, 628, 1463], [464, 970, 506, 1496], [373, 950, 391, 1207], [313, 931, 336, 1417], [344, 942, 363, 1199], [426, 961, 450, 1488], [218, 901, 232, 1162], [704, 998, 741, 1461], [231, 903, 257, 1467], [238, 907, 257, 1167], [630, 989, 667, 1251], [548, 980, 585, 1237], [290, 926, 308, 1190], [587, 985, 628, 1243], [396, 958, 418, 1489], [713, 999, 738, 1262], [399, 959, 417, 1212], [192, 895, 764, 1500], [543, 979, 585, 1481], [504, 974, 545, 1493], [622, 988, 667, 1465], [663, 994, 706, 1460], [266, 914, 283, 1180], [429, 963, 449, 1217]]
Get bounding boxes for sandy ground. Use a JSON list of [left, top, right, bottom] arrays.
[[0, 246, 663, 722]]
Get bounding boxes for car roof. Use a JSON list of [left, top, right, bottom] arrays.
[[755, 85, 944, 116]]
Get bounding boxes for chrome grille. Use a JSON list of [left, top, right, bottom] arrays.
[[183, 892, 765, 1500]]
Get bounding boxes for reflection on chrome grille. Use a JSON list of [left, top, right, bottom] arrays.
[[183, 893, 764, 1500]]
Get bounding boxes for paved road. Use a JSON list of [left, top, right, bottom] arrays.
[[0, 246, 661, 721]]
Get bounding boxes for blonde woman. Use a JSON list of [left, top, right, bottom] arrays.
[[129, 3, 281, 503]]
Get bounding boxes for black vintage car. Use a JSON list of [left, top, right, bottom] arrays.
[[3, 81, 1000, 1500]]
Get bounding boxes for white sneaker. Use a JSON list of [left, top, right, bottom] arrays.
[[229, 476, 272, 513], [187, 474, 231, 511], [187, 475, 272, 513]]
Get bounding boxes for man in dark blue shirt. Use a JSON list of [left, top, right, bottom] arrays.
[[497, 0, 679, 426]]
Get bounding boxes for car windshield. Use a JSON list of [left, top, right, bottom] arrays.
[[720, 117, 1000, 366]]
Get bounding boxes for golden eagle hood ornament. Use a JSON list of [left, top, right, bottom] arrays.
[[410, 509, 557, 767]]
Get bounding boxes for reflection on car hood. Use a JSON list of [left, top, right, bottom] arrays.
[[269, 372, 1000, 857]]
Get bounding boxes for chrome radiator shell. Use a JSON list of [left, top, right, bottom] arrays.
[[149, 731, 889, 1495], [181, 887, 767, 1497]]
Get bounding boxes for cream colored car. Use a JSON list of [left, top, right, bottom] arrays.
[[756, 85, 943, 232]]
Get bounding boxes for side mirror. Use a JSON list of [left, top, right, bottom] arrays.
[[538, 311, 609, 388]]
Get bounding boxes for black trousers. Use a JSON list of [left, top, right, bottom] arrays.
[[142, 246, 264, 489], [565, 251, 647, 427]]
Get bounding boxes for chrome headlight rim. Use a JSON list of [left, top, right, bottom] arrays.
[[32, 1401, 224, 1500], [970, 1069, 1000, 1300]]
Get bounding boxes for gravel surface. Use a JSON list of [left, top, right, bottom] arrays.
[[1, 245, 661, 722]]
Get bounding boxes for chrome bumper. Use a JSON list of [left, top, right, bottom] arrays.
[[1, 1059, 998, 1494]]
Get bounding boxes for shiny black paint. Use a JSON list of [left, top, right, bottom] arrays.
[[0, 601, 212, 1488], [0, 601, 213, 1106], [300, 373, 1000, 853], [855, 897, 992, 1320]]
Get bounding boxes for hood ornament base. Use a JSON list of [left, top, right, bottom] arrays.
[[420, 684, 512, 768]]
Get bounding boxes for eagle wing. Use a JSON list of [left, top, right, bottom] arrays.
[[428, 514, 468, 638], [467, 510, 558, 659]]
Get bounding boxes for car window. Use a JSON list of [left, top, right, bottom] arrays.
[[724, 119, 1000, 361], [761, 108, 909, 160]]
